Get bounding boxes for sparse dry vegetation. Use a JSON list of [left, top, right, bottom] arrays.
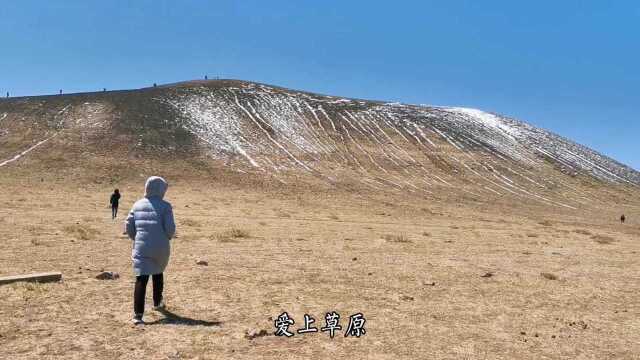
[[573, 229, 592, 235], [25, 224, 45, 234], [181, 218, 201, 227], [592, 234, 615, 244], [9, 282, 50, 301], [383, 233, 411, 243], [62, 223, 99, 240], [213, 228, 251, 243]]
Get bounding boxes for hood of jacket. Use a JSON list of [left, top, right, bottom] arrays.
[[144, 176, 168, 199]]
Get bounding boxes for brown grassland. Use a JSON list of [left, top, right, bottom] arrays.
[[1, 167, 639, 360]]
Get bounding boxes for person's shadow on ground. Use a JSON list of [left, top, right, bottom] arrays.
[[146, 308, 222, 327]]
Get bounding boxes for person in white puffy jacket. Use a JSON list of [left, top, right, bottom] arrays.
[[125, 176, 176, 325]]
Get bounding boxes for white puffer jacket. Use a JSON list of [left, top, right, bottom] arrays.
[[125, 176, 176, 276]]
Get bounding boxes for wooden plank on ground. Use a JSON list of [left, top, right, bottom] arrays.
[[0, 272, 62, 286]]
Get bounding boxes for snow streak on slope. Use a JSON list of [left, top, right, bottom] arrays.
[[155, 82, 639, 208], [0, 134, 57, 168], [440, 107, 637, 185], [156, 83, 640, 208]]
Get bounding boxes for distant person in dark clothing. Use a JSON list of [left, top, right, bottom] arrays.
[[110, 189, 121, 219], [621, 214, 626, 223]]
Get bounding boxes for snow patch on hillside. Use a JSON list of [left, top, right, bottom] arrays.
[[443, 107, 522, 140]]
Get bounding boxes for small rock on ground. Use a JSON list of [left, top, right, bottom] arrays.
[[541, 272, 558, 280], [96, 271, 119, 280], [245, 329, 269, 340]]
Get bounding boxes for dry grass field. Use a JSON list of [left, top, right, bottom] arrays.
[[1, 174, 639, 359], [1, 77, 639, 359]]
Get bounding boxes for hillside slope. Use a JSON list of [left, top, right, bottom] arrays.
[[0, 79, 638, 210]]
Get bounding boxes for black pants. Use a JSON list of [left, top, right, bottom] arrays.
[[134, 273, 163, 318], [111, 205, 118, 219]]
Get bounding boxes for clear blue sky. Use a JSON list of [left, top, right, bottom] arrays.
[[1, 1, 638, 169]]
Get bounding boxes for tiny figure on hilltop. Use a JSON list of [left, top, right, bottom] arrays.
[[125, 176, 176, 325], [620, 214, 626, 223], [110, 189, 121, 219]]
